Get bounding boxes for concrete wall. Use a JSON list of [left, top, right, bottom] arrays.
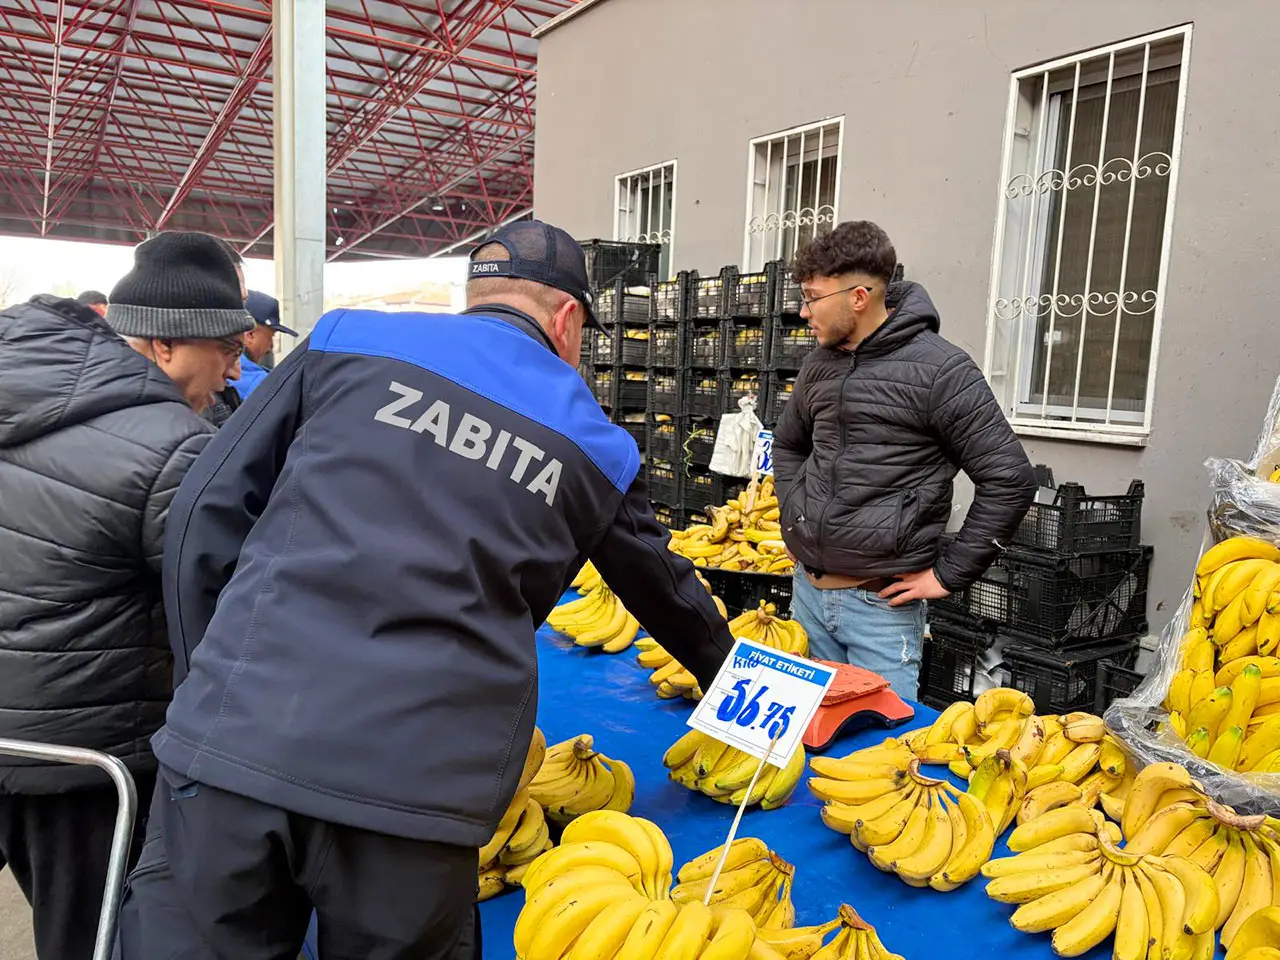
[[533, 0, 1280, 632]]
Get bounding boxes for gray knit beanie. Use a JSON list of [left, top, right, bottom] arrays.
[[106, 232, 255, 339]]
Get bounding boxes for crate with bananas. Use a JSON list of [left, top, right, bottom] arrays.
[[528, 734, 635, 825], [545, 562, 641, 654], [511, 810, 799, 960], [667, 475, 794, 576], [478, 727, 554, 900], [663, 727, 806, 810]]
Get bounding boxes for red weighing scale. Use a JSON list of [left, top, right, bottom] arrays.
[[802, 660, 915, 752]]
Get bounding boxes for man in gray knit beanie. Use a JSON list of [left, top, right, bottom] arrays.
[[107, 232, 256, 414]]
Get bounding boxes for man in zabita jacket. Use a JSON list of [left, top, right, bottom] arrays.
[[116, 221, 735, 960]]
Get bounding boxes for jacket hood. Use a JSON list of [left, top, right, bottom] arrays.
[[0, 294, 189, 447], [858, 281, 941, 356]]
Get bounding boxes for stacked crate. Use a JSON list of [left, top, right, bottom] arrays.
[[920, 467, 1149, 714]]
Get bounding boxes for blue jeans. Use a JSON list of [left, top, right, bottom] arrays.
[[790, 571, 926, 700]]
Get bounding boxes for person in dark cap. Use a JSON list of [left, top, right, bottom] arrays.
[[0, 230, 249, 960], [75, 289, 108, 317], [227, 289, 298, 399], [116, 220, 733, 959], [107, 231, 255, 415]]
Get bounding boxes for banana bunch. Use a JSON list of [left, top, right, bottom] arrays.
[[672, 838, 796, 929], [514, 811, 792, 960], [728, 602, 809, 657], [667, 476, 794, 575], [634, 573, 727, 701], [758, 904, 905, 960], [1224, 907, 1280, 960], [478, 727, 552, 901], [808, 741, 996, 891], [1119, 761, 1280, 947], [547, 576, 642, 653], [984, 803, 1220, 959], [528, 734, 635, 824], [663, 728, 806, 810], [1163, 536, 1280, 764]]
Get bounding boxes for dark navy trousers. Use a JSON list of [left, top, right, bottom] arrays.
[[115, 766, 479, 960]]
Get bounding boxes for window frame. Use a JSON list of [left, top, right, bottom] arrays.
[[613, 160, 678, 280], [741, 116, 845, 272], [980, 24, 1193, 446]]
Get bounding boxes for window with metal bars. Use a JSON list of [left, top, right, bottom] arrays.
[[983, 26, 1191, 443], [742, 118, 843, 272], [614, 161, 676, 279]]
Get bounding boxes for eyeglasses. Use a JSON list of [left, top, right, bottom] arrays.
[[213, 337, 245, 359], [799, 284, 873, 310]]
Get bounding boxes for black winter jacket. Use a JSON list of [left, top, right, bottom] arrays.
[[0, 295, 213, 793], [772, 282, 1037, 591]]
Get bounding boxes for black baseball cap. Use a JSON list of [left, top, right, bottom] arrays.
[[468, 220, 602, 330], [245, 290, 298, 336]]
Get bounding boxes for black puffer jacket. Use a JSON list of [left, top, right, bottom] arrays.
[[772, 282, 1037, 591], [0, 295, 214, 792]]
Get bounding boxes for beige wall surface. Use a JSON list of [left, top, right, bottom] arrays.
[[534, 0, 1280, 632]]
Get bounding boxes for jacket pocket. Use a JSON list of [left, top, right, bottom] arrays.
[[894, 490, 920, 555]]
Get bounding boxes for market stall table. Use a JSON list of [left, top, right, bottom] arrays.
[[476, 609, 1118, 960]]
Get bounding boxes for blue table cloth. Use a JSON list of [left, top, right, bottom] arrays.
[[474, 612, 1116, 960]]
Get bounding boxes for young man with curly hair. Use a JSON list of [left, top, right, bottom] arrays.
[[772, 221, 1037, 697]]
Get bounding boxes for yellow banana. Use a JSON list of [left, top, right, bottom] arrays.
[[521, 840, 642, 895], [1049, 864, 1122, 957], [853, 786, 922, 851], [1007, 805, 1099, 853], [1121, 762, 1199, 841], [612, 899, 679, 960], [1126, 802, 1210, 856], [1221, 835, 1274, 948], [1060, 712, 1106, 743], [930, 788, 995, 891], [1197, 537, 1280, 578], [677, 837, 769, 884], [513, 867, 639, 957], [700, 908, 758, 960], [1007, 868, 1108, 932], [891, 791, 955, 885], [1112, 868, 1150, 960], [1015, 781, 1083, 826], [1224, 906, 1280, 960], [1213, 833, 1248, 932], [565, 895, 653, 960]]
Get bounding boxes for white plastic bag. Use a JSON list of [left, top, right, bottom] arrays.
[[709, 396, 763, 478]]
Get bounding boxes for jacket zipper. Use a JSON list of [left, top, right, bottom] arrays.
[[815, 353, 857, 557]]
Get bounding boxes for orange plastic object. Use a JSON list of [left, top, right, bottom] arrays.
[[803, 660, 915, 751]]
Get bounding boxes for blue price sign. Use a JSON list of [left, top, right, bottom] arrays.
[[687, 638, 835, 766], [752, 429, 774, 476]]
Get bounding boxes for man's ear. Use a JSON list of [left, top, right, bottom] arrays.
[[850, 285, 873, 312], [551, 299, 577, 349], [151, 338, 174, 363]]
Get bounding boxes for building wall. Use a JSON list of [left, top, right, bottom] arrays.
[[533, 0, 1280, 632]]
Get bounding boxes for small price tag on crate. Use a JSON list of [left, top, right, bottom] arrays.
[[688, 638, 835, 767]]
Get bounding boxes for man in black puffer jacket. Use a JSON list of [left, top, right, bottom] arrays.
[[773, 221, 1037, 697], [0, 233, 253, 959]]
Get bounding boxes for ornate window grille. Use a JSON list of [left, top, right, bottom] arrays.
[[615, 161, 676, 279], [982, 26, 1192, 443], [742, 118, 843, 271]]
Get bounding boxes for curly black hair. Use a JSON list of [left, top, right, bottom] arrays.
[[792, 221, 897, 285]]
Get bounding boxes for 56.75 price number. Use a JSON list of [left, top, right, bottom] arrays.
[[715, 680, 794, 740]]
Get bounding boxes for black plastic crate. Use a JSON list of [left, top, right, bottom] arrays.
[[684, 469, 718, 515], [726, 269, 772, 318], [1095, 658, 1146, 713], [691, 273, 726, 319], [715, 475, 749, 506], [725, 374, 762, 413], [591, 370, 613, 407], [683, 420, 716, 468], [685, 377, 722, 418], [617, 417, 646, 450], [616, 374, 648, 409], [653, 504, 679, 529], [594, 284, 651, 325], [935, 545, 1151, 647], [727, 322, 767, 368], [648, 326, 681, 367], [769, 321, 815, 370], [581, 240, 660, 288], [688, 324, 722, 368], [765, 374, 796, 426], [698, 567, 792, 619], [592, 326, 615, 364], [647, 459, 679, 507], [1014, 471, 1144, 555], [649, 374, 681, 415], [579, 328, 595, 366], [1004, 640, 1140, 715], [647, 419, 681, 462], [919, 621, 997, 710], [651, 275, 687, 323], [619, 328, 649, 366]]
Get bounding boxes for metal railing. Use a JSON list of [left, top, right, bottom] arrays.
[[0, 738, 137, 960]]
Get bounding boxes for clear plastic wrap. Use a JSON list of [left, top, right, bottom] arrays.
[[1105, 375, 1280, 814]]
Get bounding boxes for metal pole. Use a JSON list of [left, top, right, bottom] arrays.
[[0, 739, 136, 960], [273, 0, 327, 338]]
